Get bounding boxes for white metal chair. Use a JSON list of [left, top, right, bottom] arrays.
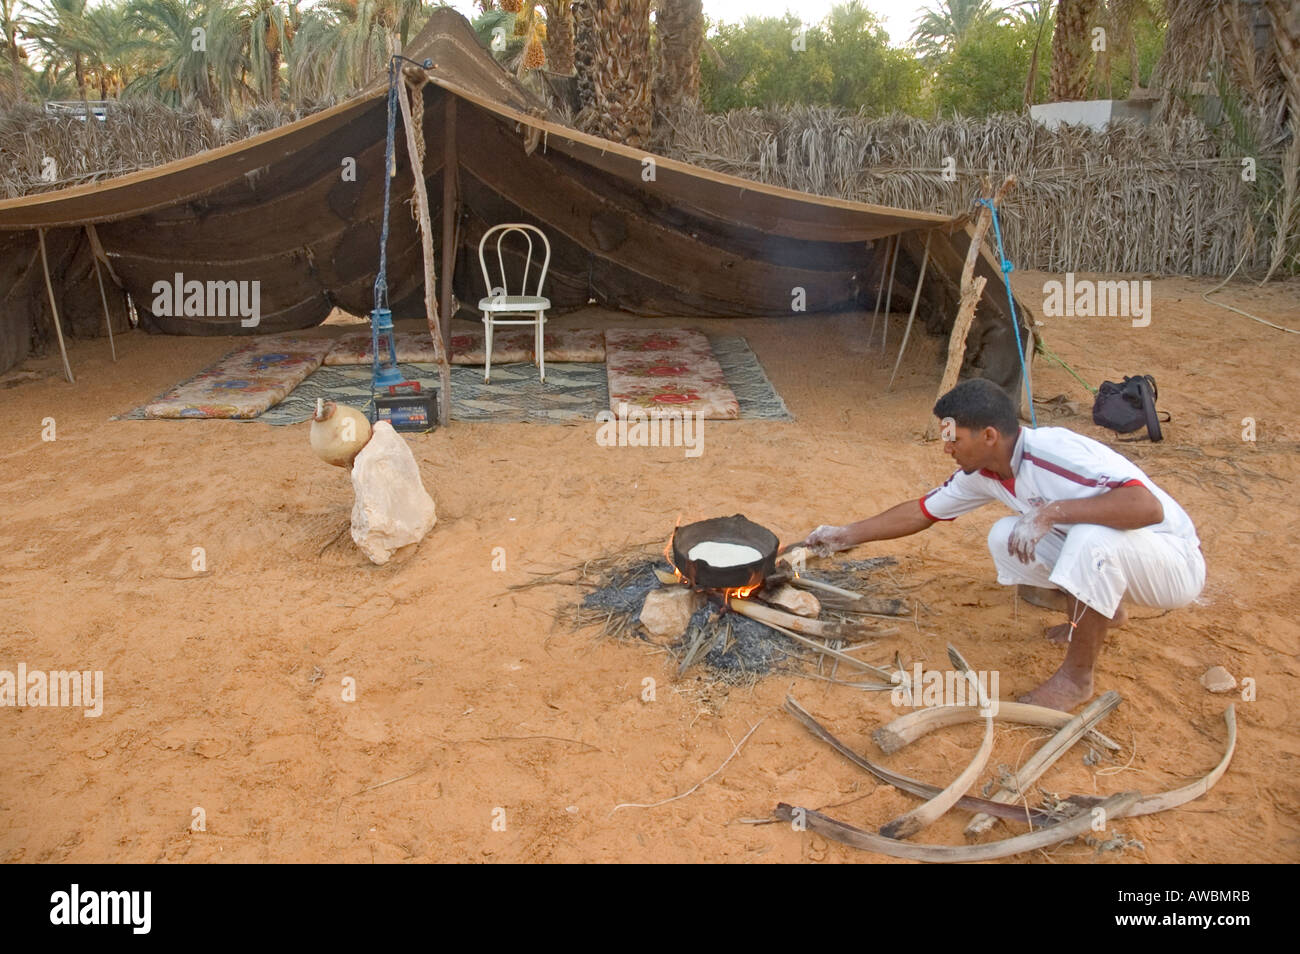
[[477, 223, 551, 383]]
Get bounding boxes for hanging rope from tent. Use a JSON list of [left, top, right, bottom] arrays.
[[976, 197, 1036, 427], [371, 54, 435, 399]]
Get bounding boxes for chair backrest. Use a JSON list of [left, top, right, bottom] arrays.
[[478, 223, 551, 300]]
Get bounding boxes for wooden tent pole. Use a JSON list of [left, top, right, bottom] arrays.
[[887, 229, 932, 391], [85, 226, 117, 362], [868, 235, 890, 342], [440, 95, 458, 358], [880, 233, 900, 351], [924, 175, 1015, 441], [397, 75, 451, 426], [37, 228, 75, 384]]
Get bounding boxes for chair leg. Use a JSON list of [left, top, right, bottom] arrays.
[[484, 317, 493, 383], [537, 314, 545, 382]]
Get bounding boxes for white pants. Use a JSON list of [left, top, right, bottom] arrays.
[[987, 516, 1206, 619]]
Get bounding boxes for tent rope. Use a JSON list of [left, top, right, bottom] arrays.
[[375, 54, 433, 318], [976, 196, 1035, 426]]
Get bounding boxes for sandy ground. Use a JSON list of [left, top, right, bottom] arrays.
[[1, 271, 1297, 864]]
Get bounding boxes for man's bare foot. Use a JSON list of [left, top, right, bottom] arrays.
[[1018, 668, 1094, 710], [1045, 603, 1126, 645]]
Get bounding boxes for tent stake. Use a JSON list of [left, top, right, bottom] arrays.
[[397, 74, 451, 426], [888, 230, 932, 391], [85, 226, 117, 362], [37, 228, 75, 383]]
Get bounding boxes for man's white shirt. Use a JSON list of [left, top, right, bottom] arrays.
[[919, 426, 1200, 548]]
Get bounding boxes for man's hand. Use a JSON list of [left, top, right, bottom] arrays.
[[1007, 506, 1054, 564], [803, 524, 853, 557]]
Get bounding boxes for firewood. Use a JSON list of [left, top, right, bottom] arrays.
[[964, 691, 1120, 836], [873, 701, 1122, 754], [786, 576, 909, 616], [728, 598, 893, 641], [774, 791, 1141, 863], [782, 697, 1058, 825], [762, 584, 820, 618], [878, 645, 994, 839]]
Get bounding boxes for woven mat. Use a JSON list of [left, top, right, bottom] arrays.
[[323, 327, 606, 366], [117, 336, 791, 424]]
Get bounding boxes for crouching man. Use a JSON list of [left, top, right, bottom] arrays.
[[802, 378, 1205, 710]]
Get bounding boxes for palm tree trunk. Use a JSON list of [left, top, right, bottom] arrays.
[[652, 0, 702, 118], [580, 0, 653, 146], [1049, 0, 1099, 102]]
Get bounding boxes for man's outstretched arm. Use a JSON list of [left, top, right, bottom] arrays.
[[802, 499, 936, 554]]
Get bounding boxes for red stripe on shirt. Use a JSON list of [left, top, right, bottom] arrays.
[[918, 494, 955, 522], [1022, 451, 1133, 489]]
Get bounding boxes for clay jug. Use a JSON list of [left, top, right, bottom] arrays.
[[310, 398, 371, 467]]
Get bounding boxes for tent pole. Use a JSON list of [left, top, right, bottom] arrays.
[[868, 235, 891, 344], [85, 226, 117, 362], [440, 95, 458, 359], [888, 230, 932, 391], [37, 228, 75, 384], [880, 231, 900, 351], [397, 73, 451, 426]]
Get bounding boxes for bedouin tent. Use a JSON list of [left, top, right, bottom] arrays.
[[0, 8, 1033, 396]]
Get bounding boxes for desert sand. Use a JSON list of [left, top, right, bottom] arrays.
[[1, 270, 1297, 863]]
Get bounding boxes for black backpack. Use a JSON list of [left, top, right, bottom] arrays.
[[1092, 374, 1165, 442]]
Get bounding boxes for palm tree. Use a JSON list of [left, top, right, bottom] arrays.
[[579, 0, 652, 145], [126, 0, 246, 111], [1048, 0, 1098, 101], [0, 0, 29, 106], [26, 0, 94, 104], [910, 0, 1002, 61], [81, 1, 142, 99], [540, 0, 573, 74], [240, 0, 292, 103], [651, 0, 701, 116], [287, 0, 427, 102]]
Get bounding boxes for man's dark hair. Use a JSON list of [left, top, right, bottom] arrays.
[[933, 378, 1019, 437]]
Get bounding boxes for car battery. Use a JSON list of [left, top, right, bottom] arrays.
[[371, 381, 437, 432]]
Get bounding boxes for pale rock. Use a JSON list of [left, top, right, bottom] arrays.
[[768, 584, 820, 618], [640, 586, 702, 641], [350, 421, 436, 565], [1200, 666, 1236, 693]]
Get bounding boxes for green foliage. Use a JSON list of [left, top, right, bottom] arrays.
[[931, 13, 1046, 117], [701, 3, 925, 115], [910, 0, 1002, 63]]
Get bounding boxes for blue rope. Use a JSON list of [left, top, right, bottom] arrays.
[[976, 197, 1036, 427], [373, 55, 434, 316]]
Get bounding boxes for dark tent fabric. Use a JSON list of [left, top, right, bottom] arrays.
[[0, 8, 1032, 392]]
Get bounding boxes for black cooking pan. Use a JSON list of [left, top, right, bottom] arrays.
[[671, 514, 779, 590]]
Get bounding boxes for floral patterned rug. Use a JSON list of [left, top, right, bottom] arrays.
[[604, 328, 740, 419], [137, 336, 334, 419]]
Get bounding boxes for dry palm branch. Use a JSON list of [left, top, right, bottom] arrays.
[[777, 695, 1238, 862]]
